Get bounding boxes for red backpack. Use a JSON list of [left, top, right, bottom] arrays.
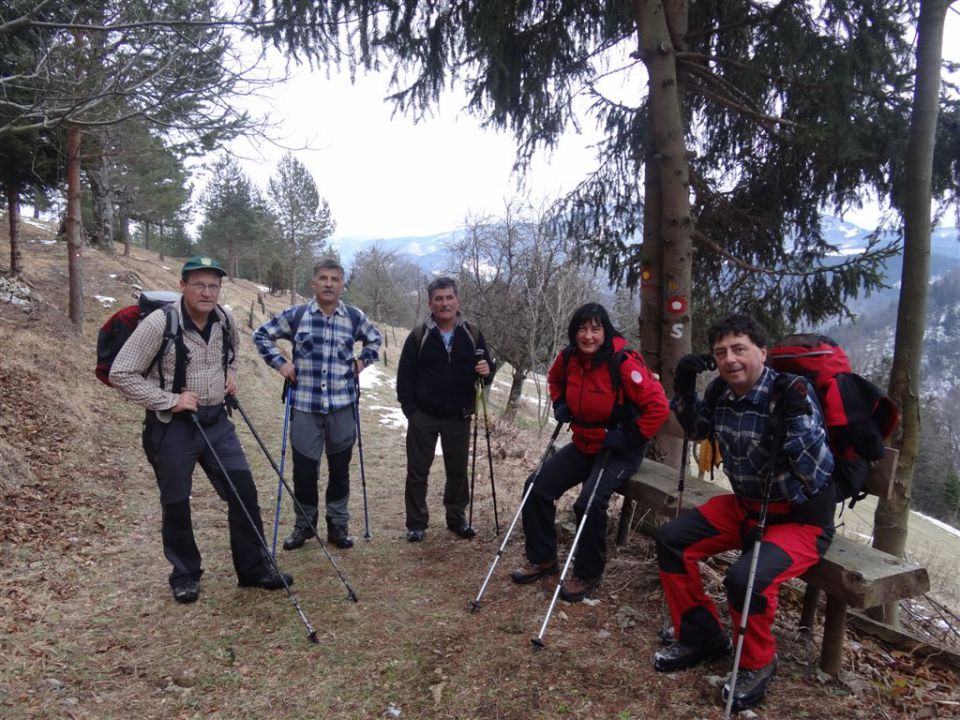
[[768, 334, 900, 506], [95, 291, 186, 388]]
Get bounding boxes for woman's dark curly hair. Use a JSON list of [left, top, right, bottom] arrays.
[[566, 303, 621, 361]]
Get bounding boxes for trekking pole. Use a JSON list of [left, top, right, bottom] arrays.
[[271, 382, 292, 557], [475, 349, 500, 535], [226, 396, 359, 603], [532, 448, 613, 649], [467, 380, 481, 533], [354, 375, 371, 540], [723, 379, 795, 719], [676, 434, 690, 518], [470, 421, 564, 612], [190, 412, 319, 644]]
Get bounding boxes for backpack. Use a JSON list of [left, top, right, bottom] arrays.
[[95, 290, 234, 392], [767, 334, 900, 507], [409, 320, 482, 357]]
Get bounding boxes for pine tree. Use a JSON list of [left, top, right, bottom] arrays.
[[266, 153, 336, 305]]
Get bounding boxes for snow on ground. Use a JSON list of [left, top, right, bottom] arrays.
[[368, 405, 406, 431], [913, 510, 960, 539], [94, 295, 116, 307], [359, 365, 386, 390]]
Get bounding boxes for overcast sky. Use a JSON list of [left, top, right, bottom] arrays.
[[214, 12, 960, 240]]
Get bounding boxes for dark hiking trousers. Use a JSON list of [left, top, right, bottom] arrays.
[[521, 442, 642, 582], [656, 490, 834, 670], [404, 409, 471, 530], [142, 407, 270, 588]]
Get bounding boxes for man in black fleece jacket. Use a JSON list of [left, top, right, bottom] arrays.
[[397, 277, 495, 542]]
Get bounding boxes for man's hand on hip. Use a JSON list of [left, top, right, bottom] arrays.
[[279, 361, 297, 384]]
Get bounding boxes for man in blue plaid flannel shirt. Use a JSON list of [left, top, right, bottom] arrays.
[[654, 314, 835, 712], [254, 258, 381, 550]]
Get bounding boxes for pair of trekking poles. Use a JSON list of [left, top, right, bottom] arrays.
[[188, 394, 360, 646], [468, 349, 500, 536], [470, 420, 614, 648]]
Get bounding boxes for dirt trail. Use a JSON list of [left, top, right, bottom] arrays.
[[1, 232, 957, 719]]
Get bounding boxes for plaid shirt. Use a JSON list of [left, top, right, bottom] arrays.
[[671, 366, 834, 503], [253, 299, 381, 414], [110, 301, 238, 413]]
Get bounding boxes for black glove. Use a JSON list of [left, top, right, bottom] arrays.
[[553, 400, 573, 424], [674, 353, 716, 395], [781, 380, 812, 418], [603, 428, 627, 449]]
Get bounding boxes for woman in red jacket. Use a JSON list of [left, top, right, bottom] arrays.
[[511, 303, 670, 601]]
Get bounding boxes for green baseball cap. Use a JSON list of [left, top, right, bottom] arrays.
[[181, 255, 227, 279]]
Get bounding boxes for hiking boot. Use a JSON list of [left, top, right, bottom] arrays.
[[327, 524, 355, 549], [406, 528, 426, 543], [238, 569, 294, 590], [722, 655, 778, 711], [282, 525, 315, 551], [447, 523, 477, 540], [510, 560, 560, 585], [653, 634, 732, 672], [172, 579, 200, 604], [559, 576, 600, 603]]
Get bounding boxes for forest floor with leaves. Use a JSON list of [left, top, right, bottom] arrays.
[[1, 226, 959, 719]]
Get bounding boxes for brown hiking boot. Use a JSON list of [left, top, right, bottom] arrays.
[[510, 560, 559, 585]]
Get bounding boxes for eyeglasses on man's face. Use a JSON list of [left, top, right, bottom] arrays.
[[187, 282, 222, 294]]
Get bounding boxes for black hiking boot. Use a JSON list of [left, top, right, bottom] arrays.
[[282, 525, 315, 551], [653, 634, 732, 672], [722, 655, 778, 711], [327, 521, 355, 549]]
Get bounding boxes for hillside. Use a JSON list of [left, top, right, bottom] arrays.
[[1, 227, 958, 719]]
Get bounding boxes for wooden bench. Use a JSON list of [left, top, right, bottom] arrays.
[[615, 446, 930, 675]]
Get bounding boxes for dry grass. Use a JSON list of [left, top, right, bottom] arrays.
[[1, 226, 958, 719]]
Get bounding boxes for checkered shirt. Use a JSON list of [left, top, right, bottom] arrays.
[[253, 299, 381, 414], [671, 366, 834, 503]]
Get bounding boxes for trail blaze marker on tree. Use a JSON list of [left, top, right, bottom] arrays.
[[666, 296, 687, 314]]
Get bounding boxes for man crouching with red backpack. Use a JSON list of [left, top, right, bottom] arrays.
[[656, 314, 836, 712], [110, 256, 293, 605]]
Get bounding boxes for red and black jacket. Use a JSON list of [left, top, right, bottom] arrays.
[[548, 336, 669, 454]]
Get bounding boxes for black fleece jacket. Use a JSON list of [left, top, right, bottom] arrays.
[[396, 320, 495, 418]]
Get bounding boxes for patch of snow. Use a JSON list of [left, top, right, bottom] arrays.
[[38, 239, 56, 245], [255, 284, 269, 293], [369, 405, 407, 431], [23, 218, 50, 230], [162, 265, 171, 270], [94, 295, 116, 307], [359, 365, 385, 390], [109, 273, 117, 278], [912, 510, 960, 539]]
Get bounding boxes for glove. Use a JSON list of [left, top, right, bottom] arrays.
[[603, 428, 627, 449], [553, 400, 573, 424], [781, 380, 812, 418], [673, 353, 717, 395]]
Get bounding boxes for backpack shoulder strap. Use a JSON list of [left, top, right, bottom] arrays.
[[216, 304, 234, 379], [412, 322, 430, 356], [344, 304, 363, 337], [290, 303, 309, 336], [462, 320, 481, 353], [152, 303, 185, 392]]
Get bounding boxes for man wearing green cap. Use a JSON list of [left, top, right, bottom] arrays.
[[111, 256, 293, 605]]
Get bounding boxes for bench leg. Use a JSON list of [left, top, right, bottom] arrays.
[[616, 497, 636, 546], [799, 585, 820, 635], [819, 595, 848, 676]]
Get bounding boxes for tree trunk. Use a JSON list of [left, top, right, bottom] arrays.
[[289, 252, 297, 306], [158, 221, 165, 261], [66, 125, 84, 328], [635, 0, 695, 392], [870, 0, 948, 627], [144, 222, 151, 251], [503, 367, 528, 422], [119, 209, 130, 257], [87, 148, 115, 255], [6, 182, 23, 277]]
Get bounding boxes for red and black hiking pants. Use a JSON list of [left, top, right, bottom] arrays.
[[656, 491, 834, 670]]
